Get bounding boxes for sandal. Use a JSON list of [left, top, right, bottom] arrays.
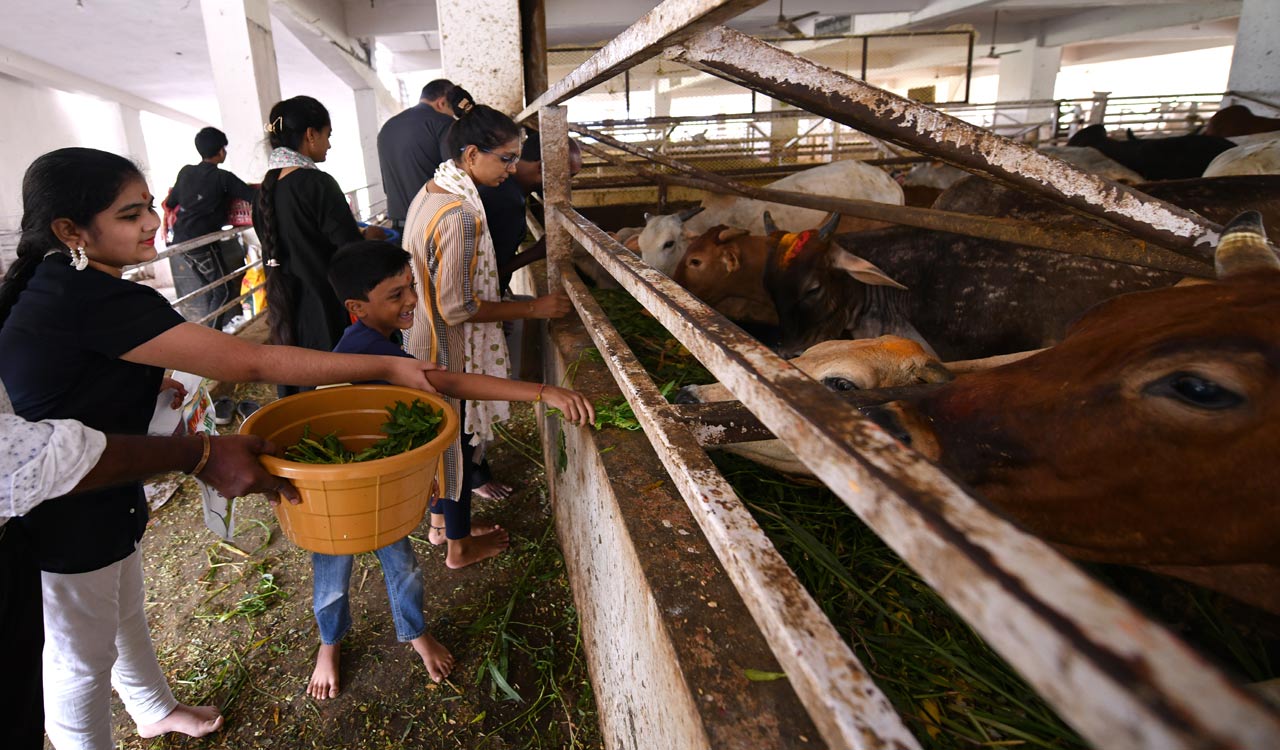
[[213, 397, 235, 426]]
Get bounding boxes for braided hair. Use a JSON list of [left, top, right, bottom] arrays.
[[444, 86, 521, 158], [256, 95, 331, 346], [0, 148, 142, 328]]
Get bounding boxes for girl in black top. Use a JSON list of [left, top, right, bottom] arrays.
[[253, 96, 384, 393], [0, 148, 440, 749]]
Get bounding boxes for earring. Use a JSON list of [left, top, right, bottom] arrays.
[[72, 244, 89, 271]]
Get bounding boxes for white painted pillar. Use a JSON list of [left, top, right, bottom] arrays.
[[436, 0, 524, 115], [1225, 0, 1280, 115], [995, 42, 1062, 142], [199, 0, 281, 179], [352, 87, 386, 218], [119, 105, 150, 174]]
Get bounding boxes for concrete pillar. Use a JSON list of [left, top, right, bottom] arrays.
[[1225, 0, 1280, 115], [199, 0, 281, 179], [351, 87, 385, 218], [436, 0, 524, 115], [996, 41, 1062, 142], [119, 105, 150, 174]]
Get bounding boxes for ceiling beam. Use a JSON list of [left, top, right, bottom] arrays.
[[878, 0, 1003, 31], [271, 0, 400, 114], [344, 0, 438, 37], [1039, 1, 1242, 48], [0, 44, 208, 128]]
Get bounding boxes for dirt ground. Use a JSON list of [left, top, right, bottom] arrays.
[[93, 383, 602, 750]]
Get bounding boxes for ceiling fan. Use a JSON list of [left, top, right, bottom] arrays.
[[982, 11, 1022, 60], [764, 0, 819, 38]]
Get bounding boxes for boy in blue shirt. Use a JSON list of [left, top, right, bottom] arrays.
[[309, 240, 592, 700]]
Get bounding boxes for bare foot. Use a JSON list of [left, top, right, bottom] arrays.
[[445, 526, 510, 569], [472, 480, 513, 500], [430, 520, 501, 547], [137, 704, 223, 739], [308, 643, 341, 700], [411, 634, 456, 683]]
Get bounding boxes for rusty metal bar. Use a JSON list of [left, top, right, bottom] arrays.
[[516, 0, 769, 122], [668, 26, 1225, 261], [558, 262, 922, 750], [576, 128, 1212, 276], [553, 202, 1280, 749]]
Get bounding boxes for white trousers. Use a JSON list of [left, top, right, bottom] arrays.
[[41, 548, 176, 750]]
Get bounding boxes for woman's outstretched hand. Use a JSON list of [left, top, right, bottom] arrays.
[[541, 386, 595, 427], [202, 435, 300, 504], [384, 357, 443, 393], [530, 291, 571, 320]]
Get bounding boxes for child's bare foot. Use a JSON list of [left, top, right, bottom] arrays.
[[411, 634, 456, 683], [445, 526, 510, 569], [308, 643, 341, 700], [137, 704, 223, 739], [472, 480, 513, 500]]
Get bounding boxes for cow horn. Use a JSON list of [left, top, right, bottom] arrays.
[[1215, 210, 1280, 278], [677, 206, 706, 222], [762, 210, 779, 235], [817, 212, 841, 242]]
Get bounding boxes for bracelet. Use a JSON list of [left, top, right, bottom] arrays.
[[189, 432, 212, 476], [533, 383, 547, 403]]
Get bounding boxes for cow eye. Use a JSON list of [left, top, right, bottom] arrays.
[[1147, 372, 1243, 410], [688, 258, 702, 267], [662, 240, 675, 249], [822, 376, 859, 391]]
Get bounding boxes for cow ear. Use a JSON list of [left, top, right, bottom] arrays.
[[1215, 210, 1279, 278], [644, 212, 654, 222], [624, 235, 641, 252], [683, 228, 701, 240], [717, 227, 749, 242], [720, 244, 742, 272], [833, 250, 908, 290]]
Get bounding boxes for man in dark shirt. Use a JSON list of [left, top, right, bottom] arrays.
[[377, 79, 458, 230], [164, 127, 257, 328], [478, 130, 583, 293]]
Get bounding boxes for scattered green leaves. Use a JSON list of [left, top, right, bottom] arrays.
[[743, 669, 787, 682], [283, 399, 445, 464]]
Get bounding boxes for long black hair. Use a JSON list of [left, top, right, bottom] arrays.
[[0, 148, 142, 328], [256, 95, 331, 345], [445, 86, 521, 158]]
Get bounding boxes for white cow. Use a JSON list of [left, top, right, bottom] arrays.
[[638, 160, 904, 275], [1203, 137, 1280, 177]]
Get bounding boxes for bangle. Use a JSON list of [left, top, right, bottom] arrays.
[[533, 383, 547, 403], [189, 432, 211, 476]]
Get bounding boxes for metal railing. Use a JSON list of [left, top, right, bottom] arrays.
[[125, 227, 263, 333], [524, 2, 1279, 749]]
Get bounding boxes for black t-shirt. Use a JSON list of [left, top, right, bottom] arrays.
[[478, 177, 528, 292], [165, 162, 257, 243], [0, 254, 185, 573], [377, 103, 455, 222]]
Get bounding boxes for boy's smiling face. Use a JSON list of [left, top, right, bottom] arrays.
[[348, 266, 417, 335]]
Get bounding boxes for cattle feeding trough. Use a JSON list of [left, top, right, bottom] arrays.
[[512, 2, 1280, 748]]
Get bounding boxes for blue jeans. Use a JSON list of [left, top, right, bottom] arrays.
[[312, 537, 425, 644]]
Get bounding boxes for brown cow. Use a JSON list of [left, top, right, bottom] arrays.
[[1202, 104, 1280, 138], [671, 225, 778, 326], [866, 211, 1280, 612]]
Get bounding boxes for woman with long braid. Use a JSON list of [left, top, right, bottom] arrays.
[[252, 95, 384, 395]]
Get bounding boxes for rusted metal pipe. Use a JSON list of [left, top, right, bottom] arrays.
[[668, 26, 1225, 261], [576, 127, 1213, 276], [516, 0, 769, 122]]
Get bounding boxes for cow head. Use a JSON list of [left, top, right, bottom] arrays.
[[638, 206, 704, 275], [869, 211, 1280, 569], [763, 210, 908, 357]]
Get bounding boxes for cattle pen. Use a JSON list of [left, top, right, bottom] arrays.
[[507, 1, 1280, 749]]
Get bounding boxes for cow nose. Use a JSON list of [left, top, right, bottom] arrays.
[[861, 405, 913, 446], [673, 386, 702, 405]]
